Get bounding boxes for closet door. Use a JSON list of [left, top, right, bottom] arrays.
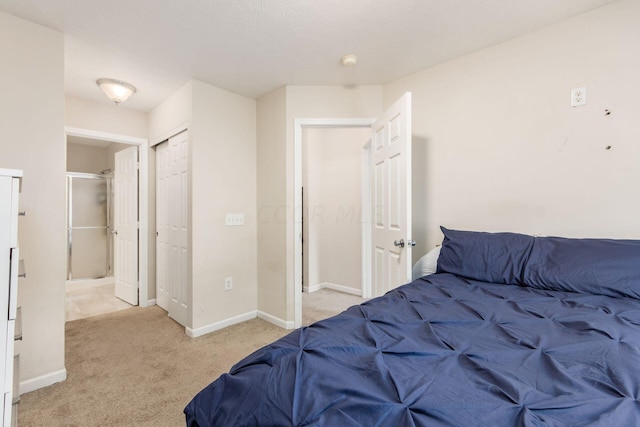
[[156, 131, 189, 327]]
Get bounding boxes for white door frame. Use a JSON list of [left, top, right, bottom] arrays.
[[65, 126, 150, 307], [293, 118, 375, 329]]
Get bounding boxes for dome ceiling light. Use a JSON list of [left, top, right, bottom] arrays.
[[341, 54, 358, 67], [96, 78, 137, 105]]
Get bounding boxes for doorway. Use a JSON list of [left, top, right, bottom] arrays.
[[301, 126, 371, 325], [292, 93, 413, 328], [64, 127, 150, 321], [293, 118, 376, 328], [301, 127, 370, 292]]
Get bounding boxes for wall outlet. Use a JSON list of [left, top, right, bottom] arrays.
[[225, 213, 245, 226], [224, 277, 233, 291], [571, 86, 587, 107]]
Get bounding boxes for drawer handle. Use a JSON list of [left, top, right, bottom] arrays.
[[18, 211, 26, 216], [19, 259, 26, 278]]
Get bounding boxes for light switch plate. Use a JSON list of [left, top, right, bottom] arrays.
[[225, 213, 245, 226]]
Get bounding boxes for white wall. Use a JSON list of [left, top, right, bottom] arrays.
[[190, 80, 257, 330], [302, 127, 369, 293], [256, 87, 287, 323], [66, 95, 148, 139], [0, 11, 66, 390], [148, 81, 192, 143], [384, 0, 640, 259], [66, 142, 109, 174]]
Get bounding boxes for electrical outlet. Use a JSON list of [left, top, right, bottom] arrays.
[[224, 277, 233, 291], [225, 213, 245, 226], [571, 86, 587, 107]]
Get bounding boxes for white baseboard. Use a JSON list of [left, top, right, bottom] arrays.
[[305, 282, 362, 296], [303, 283, 324, 293], [186, 310, 258, 338], [185, 308, 298, 338], [142, 298, 156, 308], [257, 310, 295, 330], [20, 368, 67, 394]]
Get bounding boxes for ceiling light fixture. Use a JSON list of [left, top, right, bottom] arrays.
[[341, 54, 358, 67], [96, 78, 137, 105]]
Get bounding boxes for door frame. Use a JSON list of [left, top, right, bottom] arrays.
[[65, 126, 150, 307], [293, 118, 375, 329]]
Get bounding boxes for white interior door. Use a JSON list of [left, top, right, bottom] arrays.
[[156, 131, 189, 327], [371, 92, 412, 297], [114, 146, 139, 305]]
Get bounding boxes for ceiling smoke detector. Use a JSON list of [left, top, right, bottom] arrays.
[[341, 54, 358, 67]]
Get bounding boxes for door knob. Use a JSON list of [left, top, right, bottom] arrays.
[[408, 240, 417, 247], [111, 230, 118, 236], [393, 239, 405, 248]]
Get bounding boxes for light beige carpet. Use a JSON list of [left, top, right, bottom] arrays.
[[18, 289, 366, 426], [301, 288, 366, 326]]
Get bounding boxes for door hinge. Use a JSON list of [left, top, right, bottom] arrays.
[[136, 162, 140, 170]]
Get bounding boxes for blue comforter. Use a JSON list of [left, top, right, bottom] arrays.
[[184, 273, 640, 426]]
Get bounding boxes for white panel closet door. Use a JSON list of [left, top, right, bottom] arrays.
[[156, 131, 189, 327], [114, 146, 139, 305], [156, 141, 170, 311], [371, 92, 412, 297]]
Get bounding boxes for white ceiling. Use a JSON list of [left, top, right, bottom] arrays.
[[0, 0, 619, 112]]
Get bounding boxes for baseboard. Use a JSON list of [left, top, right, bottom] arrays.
[[303, 283, 324, 293], [20, 368, 67, 394], [186, 310, 258, 338], [141, 298, 156, 308], [306, 282, 362, 296], [257, 310, 295, 330]]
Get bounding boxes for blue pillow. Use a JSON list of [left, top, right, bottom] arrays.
[[436, 227, 534, 285], [522, 236, 640, 299]]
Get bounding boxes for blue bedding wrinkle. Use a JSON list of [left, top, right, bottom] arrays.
[[184, 273, 640, 426]]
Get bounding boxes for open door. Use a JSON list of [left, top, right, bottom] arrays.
[[371, 92, 413, 297], [114, 146, 139, 305]]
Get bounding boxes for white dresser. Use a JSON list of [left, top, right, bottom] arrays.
[[0, 169, 22, 427]]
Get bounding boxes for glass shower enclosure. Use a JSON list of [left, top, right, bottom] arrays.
[[66, 172, 112, 280]]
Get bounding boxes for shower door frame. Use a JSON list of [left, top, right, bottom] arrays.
[[66, 172, 112, 280]]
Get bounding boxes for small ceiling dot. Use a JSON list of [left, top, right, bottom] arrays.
[[341, 54, 358, 67]]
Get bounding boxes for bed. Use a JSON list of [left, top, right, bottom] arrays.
[[185, 227, 640, 426]]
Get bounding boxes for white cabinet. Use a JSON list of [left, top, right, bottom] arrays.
[[0, 169, 22, 427]]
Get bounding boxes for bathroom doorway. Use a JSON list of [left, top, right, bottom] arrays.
[[65, 135, 136, 320]]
